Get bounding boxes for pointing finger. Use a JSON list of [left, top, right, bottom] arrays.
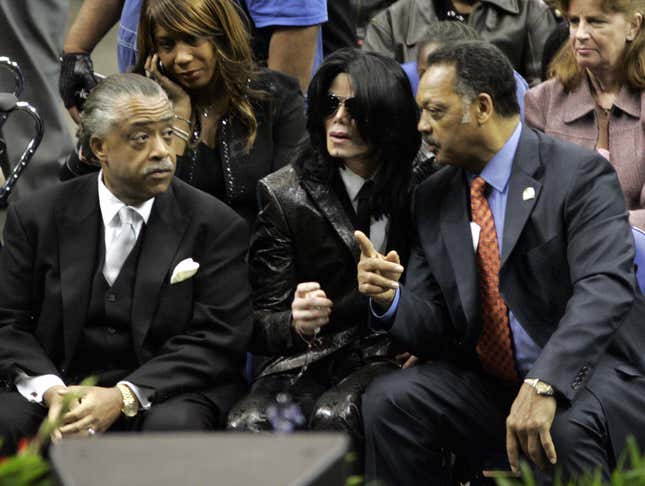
[[355, 231, 377, 258]]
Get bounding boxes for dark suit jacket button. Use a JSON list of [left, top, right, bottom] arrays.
[[106, 292, 117, 302]]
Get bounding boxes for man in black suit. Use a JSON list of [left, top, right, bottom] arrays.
[[0, 73, 252, 454], [356, 42, 645, 484]]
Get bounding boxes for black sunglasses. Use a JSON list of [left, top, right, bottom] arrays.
[[324, 93, 363, 120]]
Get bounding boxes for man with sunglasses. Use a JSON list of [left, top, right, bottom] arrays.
[[226, 49, 420, 449]]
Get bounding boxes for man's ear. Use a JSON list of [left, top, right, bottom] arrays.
[[89, 136, 108, 164], [626, 12, 642, 41], [475, 93, 494, 125]]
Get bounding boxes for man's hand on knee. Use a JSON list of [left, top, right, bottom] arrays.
[[506, 382, 558, 473], [56, 386, 123, 437]]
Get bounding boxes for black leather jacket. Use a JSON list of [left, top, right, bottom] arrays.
[[363, 0, 558, 86], [249, 162, 413, 375]]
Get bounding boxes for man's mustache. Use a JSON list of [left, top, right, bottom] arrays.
[[143, 158, 174, 175], [423, 137, 440, 149]]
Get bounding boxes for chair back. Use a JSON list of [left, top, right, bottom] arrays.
[[631, 226, 645, 294]]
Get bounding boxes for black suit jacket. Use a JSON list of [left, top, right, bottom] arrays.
[[0, 175, 253, 404], [388, 127, 645, 456]]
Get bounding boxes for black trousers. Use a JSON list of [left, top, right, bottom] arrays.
[[362, 361, 613, 486], [0, 389, 227, 456]]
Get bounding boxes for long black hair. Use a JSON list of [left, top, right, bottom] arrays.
[[296, 48, 421, 220]]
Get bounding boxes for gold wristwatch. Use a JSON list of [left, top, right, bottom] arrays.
[[116, 384, 139, 417], [523, 378, 555, 396]]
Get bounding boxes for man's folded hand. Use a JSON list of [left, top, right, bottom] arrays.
[[56, 385, 123, 437]]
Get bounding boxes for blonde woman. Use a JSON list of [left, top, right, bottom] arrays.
[[526, 0, 644, 228]]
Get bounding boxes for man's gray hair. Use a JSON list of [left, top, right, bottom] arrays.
[[78, 73, 170, 152]]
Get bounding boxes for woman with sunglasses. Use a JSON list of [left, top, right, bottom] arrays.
[[227, 49, 421, 445], [135, 0, 310, 226]]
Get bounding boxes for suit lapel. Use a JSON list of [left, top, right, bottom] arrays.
[[58, 178, 100, 367], [131, 182, 190, 358], [440, 170, 479, 331], [501, 128, 543, 267], [301, 177, 359, 260]]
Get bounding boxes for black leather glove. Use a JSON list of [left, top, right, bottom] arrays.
[[59, 53, 98, 110]]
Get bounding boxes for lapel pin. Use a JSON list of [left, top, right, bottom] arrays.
[[522, 187, 536, 201]]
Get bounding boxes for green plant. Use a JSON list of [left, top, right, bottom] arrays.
[[495, 437, 645, 486], [0, 377, 97, 486]]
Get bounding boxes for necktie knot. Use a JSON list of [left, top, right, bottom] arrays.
[[103, 206, 141, 286], [470, 176, 487, 200], [117, 206, 137, 227]]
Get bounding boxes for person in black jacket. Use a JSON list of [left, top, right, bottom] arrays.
[[226, 49, 421, 450]]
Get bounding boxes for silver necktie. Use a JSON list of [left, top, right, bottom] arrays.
[[103, 206, 140, 286]]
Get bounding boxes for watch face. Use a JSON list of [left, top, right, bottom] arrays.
[[123, 405, 138, 417], [536, 382, 554, 395], [122, 397, 137, 417]]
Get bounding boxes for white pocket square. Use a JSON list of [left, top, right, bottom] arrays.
[[170, 258, 200, 284]]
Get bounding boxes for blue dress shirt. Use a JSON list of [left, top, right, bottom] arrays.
[[372, 122, 541, 376]]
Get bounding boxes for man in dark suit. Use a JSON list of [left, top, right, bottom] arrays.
[[356, 42, 645, 484], [0, 73, 252, 455]]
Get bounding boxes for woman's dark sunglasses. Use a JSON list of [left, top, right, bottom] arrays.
[[324, 93, 362, 120]]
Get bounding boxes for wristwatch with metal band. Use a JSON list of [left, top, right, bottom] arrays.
[[116, 384, 139, 417], [524, 378, 555, 396]]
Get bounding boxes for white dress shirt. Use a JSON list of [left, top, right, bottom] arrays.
[[15, 172, 155, 408], [338, 166, 388, 253]]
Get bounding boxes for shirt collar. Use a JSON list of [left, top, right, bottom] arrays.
[[477, 121, 522, 193], [338, 166, 371, 202], [97, 170, 154, 227]]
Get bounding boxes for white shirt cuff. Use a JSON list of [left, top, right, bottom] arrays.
[[15, 371, 66, 405], [118, 381, 152, 410]]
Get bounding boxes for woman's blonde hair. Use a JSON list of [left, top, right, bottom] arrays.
[[548, 0, 644, 91], [135, 0, 263, 150]]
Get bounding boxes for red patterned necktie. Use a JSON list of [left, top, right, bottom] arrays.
[[470, 176, 518, 382]]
